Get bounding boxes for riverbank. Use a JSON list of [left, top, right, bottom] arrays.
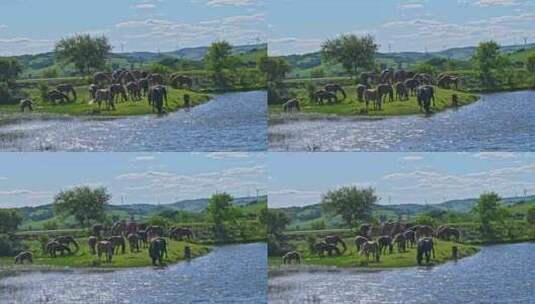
[[0, 86, 212, 117], [268, 239, 479, 269], [269, 86, 479, 117], [0, 239, 211, 269]]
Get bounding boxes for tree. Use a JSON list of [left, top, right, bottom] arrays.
[[53, 186, 110, 227], [260, 208, 290, 236], [257, 56, 291, 83], [321, 186, 378, 229], [54, 34, 112, 75], [472, 41, 505, 89], [527, 53, 535, 74], [0, 57, 22, 84], [0, 209, 22, 233], [321, 34, 377, 78], [472, 192, 502, 238], [205, 40, 233, 87], [527, 206, 535, 225], [206, 192, 236, 240], [414, 62, 438, 76]]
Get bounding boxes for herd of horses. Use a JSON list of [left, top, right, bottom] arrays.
[[282, 69, 462, 114], [19, 69, 194, 115], [282, 222, 462, 266], [13, 220, 195, 267]]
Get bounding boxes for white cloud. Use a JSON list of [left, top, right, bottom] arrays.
[[130, 155, 156, 162], [400, 155, 424, 162], [132, 3, 156, 9], [472, 152, 519, 160]]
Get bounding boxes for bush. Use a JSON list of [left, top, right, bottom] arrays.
[[42, 220, 58, 230], [306, 235, 317, 254], [415, 214, 437, 227], [42, 68, 58, 78], [0, 234, 25, 257], [0, 82, 11, 104], [38, 81, 49, 102]]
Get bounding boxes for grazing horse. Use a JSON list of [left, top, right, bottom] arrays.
[[149, 237, 168, 266], [364, 89, 380, 110], [138, 78, 149, 96], [395, 82, 408, 101], [45, 241, 71, 257], [393, 233, 406, 253], [148, 85, 168, 114], [324, 235, 347, 253], [282, 99, 300, 112], [403, 230, 416, 248], [169, 227, 194, 241], [354, 235, 369, 252], [417, 85, 434, 114], [89, 84, 99, 99], [437, 75, 460, 89], [147, 225, 164, 240], [170, 74, 193, 89], [20, 99, 33, 112], [137, 230, 149, 248], [109, 84, 128, 103], [282, 251, 301, 265], [413, 225, 434, 240], [95, 89, 114, 110], [55, 236, 79, 253], [126, 81, 142, 101], [47, 90, 70, 103], [97, 241, 114, 263], [360, 241, 380, 263], [377, 235, 393, 255], [377, 84, 394, 103], [313, 241, 341, 257], [394, 70, 409, 83], [437, 227, 461, 242], [404, 78, 420, 96], [379, 69, 394, 84], [148, 73, 164, 86], [313, 90, 337, 104], [127, 233, 140, 253], [112, 221, 127, 236], [56, 84, 77, 101], [108, 236, 126, 254], [93, 72, 112, 85], [88, 236, 98, 255], [356, 84, 367, 102], [14, 251, 33, 264], [324, 84, 346, 100], [417, 237, 435, 265]]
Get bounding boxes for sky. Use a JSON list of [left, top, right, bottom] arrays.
[[268, 0, 535, 55], [0, 152, 266, 208], [268, 152, 535, 208], [0, 0, 265, 55]]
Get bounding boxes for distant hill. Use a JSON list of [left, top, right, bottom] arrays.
[[276, 194, 535, 229], [15, 195, 267, 229]]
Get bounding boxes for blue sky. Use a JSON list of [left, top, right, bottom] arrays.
[[268, 0, 535, 55], [0, 0, 265, 55], [268, 152, 535, 208], [0, 152, 266, 208]]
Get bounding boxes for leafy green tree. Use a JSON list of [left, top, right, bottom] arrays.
[[472, 192, 503, 239], [54, 34, 112, 75], [260, 208, 290, 236], [414, 62, 438, 75], [205, 40, 233, 87], [147, 215, 171, 228], [527, 206, 535, 225], [53, 186, 110, 227], [527, 53, 535, 74], [257, 56, 291, 82], [321, 34, 378, 78], [472, 41, 505, 89], [321, 186, 378, 229], [0, 209, 22, 233], [148, 63, 170, 74], [42, 68, 58, 79], [42, 220, 58, 231], [206, 192, 235, 240], [0, 57, 22, 84], [415, 214, 437, 227]]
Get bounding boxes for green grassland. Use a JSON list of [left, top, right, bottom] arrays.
[[0, 237, 210, 268], [270, 85, 479, 117], [269, 238, 478, 269], [0, 85, 211, 117]]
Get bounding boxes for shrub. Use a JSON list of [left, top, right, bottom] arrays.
[[0, 234, 25, 257], [38, 81, 49, 102]]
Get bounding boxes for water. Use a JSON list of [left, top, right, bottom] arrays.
[[0, 243, 267, 304], [0, 91, 266, 151], [268, 242, 535, 304], [269, 90, 535, 151]]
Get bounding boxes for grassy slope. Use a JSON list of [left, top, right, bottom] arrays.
[[270, 85, 479, 117], [269, 238, 478, 268], [0, 86, 211, 117], [0, 238, 211, 268]]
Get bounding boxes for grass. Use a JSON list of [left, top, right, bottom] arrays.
[[0, 85, 212, 117], [0, 237, 211, 268], [269, 85, 479, 117], [269, 237, 479, 269]]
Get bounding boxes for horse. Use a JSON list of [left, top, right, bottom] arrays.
[[95, 89, 114, 110], [149, 237, 168, 266], [417, 85, 434, 114], [54, 236, 79, 253], [148, 73, 164, 86], [404, 78, 420, 96], [324, 235, 347, 253], [89, 84, 99, 99], [403, 229, 416, 248], [108, 236, 126, 254], [97, 241, 114, 263], [169, 227, 194, 241], [413, 225, 434, 240], [377, 235, 393, 255], [416, 237, 435, 265], [126, 81, 142, 101], [354, 235, 369, 252], [377, 84, 394, 103], [313, 90, 337, 104], [20, 99, 33, 112], [437, 227, 461, 242], [364, 89, 380, 111], [14, 251, 33, 264], [109, 84, 128, 103], [324, 84, 346, 100], [46, 90, 70, 104], [148, 85, 168, 114], [313, 241, 341, 257], [379, 69, 394, 84], [393, 233, 406, 253], [56, 84, 77, 101], [88, 236, 98, 255], [360, 241, 380, 263], [395, 82, 408, 101], [356, 84, 367, 102], [282, 99, 300, 112], [93, 72, 112, 85], [127, 233, 140, 253], [282, 251, 301, 265], [170, 74, 193, 89]]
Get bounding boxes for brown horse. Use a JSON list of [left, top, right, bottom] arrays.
[[377, 235, 393, 255], [364, 89, 380, 110], [395, 82, 408, 101], [413, 225, 434, 240], [54, 236, 79, 253], [393, 233, 406, 253], [282, 251, 301, 264], [324, 235, 347, 253], [417, 237, 435, 265], [324, 84, 346, 100], [108, 236, 126, 254], [360, 241, 380, 263], [437, 227, 461, 242], [354, 235, 369, 252], [109, 84, 128, 103], [88, 236, 98, 255], [403, 229, 416, 248], [56, 84, 77, 101], [377, 84, 394, 103], [47, 90, 70, 103], [356, 84, 367, 102], [127, 233, 140, 253], [14, 251, 33, 264], [313, 241, 341, 257], [20, 99, 33, 112], [97, 241, 114, 263], [171, 74, 193, 89], [313, 90, 337, 104]]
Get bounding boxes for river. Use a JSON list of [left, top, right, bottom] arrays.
[[0, 91, 266, 151], [0, 243, 267, 304], [269, 90, 535, 151], [268, 242, 535, 304]]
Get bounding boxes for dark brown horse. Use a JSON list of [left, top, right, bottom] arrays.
[[393, 233, 406, 253], [14, 251, 33, 264], [354, 235, 369, 252], [377, 235, 393, 255], [282, 251, 301, 264], [47, 90, 70, 103], [324, 84, 346, 100], [356, 84, 367, 102], [56, 84, 77, 101], [324, 235, 347, 253], [437, 227, 461, 242], [171, 74, 193, 89]]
